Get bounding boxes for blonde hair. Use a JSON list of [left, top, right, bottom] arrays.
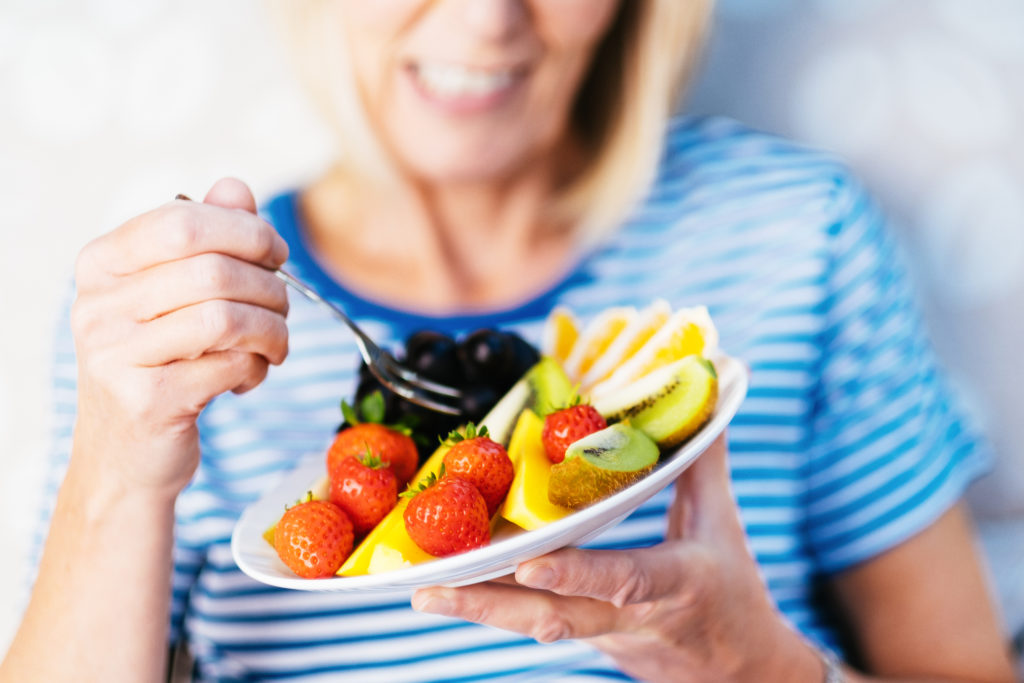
[[267, 0, 713, 244]]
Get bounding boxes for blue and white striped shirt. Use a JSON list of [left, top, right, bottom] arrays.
[[38, 117, 988, 681]]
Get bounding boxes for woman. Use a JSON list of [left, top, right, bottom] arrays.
[[1, 1, 1014, 681]]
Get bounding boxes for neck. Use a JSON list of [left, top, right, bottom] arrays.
[[301, 144, 583, 313]]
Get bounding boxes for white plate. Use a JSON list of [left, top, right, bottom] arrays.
[[231, 355, 748, 592]]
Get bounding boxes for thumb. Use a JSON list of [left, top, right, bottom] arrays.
[[682, 432, 732, 496], [203, 177, 258, 214], [667, 432, 742, 541]]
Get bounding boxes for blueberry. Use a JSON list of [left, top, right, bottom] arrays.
[[458, 329, 514, 384], [353, 372, 381, 405], [357, 359, 375, 382], [405, 330, 462, 386], [391, 396, 461, 463], [502, 331, 540, 381], [459, 383, 499, 423]]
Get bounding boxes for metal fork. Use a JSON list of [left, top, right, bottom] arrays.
[[274, 270, 464, 416]]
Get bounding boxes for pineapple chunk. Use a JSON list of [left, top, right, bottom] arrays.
[[499, 410, 571, 530]]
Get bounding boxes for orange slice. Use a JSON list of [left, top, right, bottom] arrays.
[[579, 299, 672, 391], [541, 306, 579, 366], [562, 306, 636, 383], [590, 306, 717, 399]]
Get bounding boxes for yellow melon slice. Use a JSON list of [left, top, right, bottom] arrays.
[[562, 306, 636, 383], [579, 299, 672, 391], [541, 306, 580, 366], [590, 306, 718, 400]]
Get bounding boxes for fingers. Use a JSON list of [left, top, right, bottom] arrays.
[[121, 253, 288, 322], [79, 198, 288, 285], [131, 300, 288, 367], [514, 545, 710, 608], [169, 350, 271, 402], [203, 177, 258, 214], [412, 582, 620, 643]]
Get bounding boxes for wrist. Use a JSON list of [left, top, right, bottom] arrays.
[[746, 619, 825, 683], [64, 446, 181, 515], [71, 410, 198, 502]]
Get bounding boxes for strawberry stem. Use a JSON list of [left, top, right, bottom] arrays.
[[358, 445, 388, 470]]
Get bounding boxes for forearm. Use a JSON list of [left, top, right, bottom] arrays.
[[843, 670, 1015, 683], [756, 622, 1014, 683], [1, 448, 177, 683], [778, 643, 1016, 683]]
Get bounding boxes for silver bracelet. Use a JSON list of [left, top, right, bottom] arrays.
[[816, 646, 845, 683]]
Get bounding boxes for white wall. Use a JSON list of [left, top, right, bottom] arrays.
[[1, 0, 1021, 661]]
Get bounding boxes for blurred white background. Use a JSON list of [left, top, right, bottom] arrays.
[[1, 0, 1021, 665]]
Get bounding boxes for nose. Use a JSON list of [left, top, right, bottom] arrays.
[[460, 0, 529, 41]]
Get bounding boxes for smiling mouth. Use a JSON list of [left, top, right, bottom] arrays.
[[407, 61, 526, 107]]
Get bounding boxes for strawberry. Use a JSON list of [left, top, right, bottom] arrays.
[[402, 469, 490, 557], [441, 424, 513, 517], [330, 451, 399, 536], [274, 498, 354, 578], [542, 402, 607, 464], [328, 422, 419, 487]]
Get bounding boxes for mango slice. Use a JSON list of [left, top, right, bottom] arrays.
[[499, 410, 571, 531], [337, 497, 434, 575], [338, 444, 449, 576]]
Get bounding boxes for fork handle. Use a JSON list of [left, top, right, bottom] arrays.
[[274, 269, 378, 358]]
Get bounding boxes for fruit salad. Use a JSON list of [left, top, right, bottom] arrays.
[[266, 301, 720, 578]]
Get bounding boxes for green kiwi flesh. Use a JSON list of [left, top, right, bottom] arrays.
[[525, 356, 574, 417], [592, 356, 717, 448]]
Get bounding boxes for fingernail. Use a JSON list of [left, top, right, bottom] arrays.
[[412, 593, 452, 616], [521, 565, 555, 589]]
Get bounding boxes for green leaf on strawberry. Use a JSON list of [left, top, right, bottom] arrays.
[[400, 464, 446, 499], [359, 391, 387, 424], [442, 422, 489, 444], [340, 399, 361, 427]]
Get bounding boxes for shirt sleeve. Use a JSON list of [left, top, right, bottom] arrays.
[[27, 285, 203, 646], [804, 174, 992, 574]]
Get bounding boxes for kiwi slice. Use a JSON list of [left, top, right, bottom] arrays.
[[547, 423, 659, 509], [525, 356, 573, 417], [480, 379, 531, 447], [592, 356, 717, 448]]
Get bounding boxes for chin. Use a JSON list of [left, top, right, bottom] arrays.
[[395, 137, 528, 186]]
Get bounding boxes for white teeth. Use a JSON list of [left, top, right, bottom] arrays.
[[415, 63, 514, 98]]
